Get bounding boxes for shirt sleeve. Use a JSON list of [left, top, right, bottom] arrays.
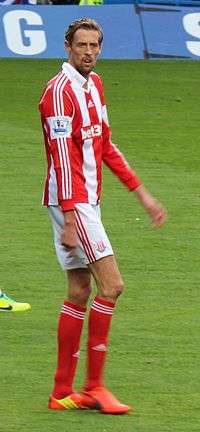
[[39, 84, 75, 211], [102, 105, 142, 191]]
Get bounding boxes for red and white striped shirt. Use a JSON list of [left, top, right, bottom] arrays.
[[39, 62, 141, 211]]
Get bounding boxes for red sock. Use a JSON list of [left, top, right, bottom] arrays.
[[84, 296, 115, 391], [52, 301, 86, 399]]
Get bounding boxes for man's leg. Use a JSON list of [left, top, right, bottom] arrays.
[[80, 256, 130, 414], [84, 255, 123, 391], [49, 268, 91, 409]]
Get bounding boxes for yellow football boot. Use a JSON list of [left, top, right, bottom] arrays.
[[49, 393, 86, 410], [0, 292, 31, 312]]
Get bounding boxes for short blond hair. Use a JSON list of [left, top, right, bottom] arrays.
[[65, 18, 103, 46]]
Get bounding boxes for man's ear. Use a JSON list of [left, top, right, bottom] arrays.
[[65, 41, 71, 55]]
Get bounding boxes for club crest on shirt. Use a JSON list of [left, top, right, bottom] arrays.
[[48, 116, 72, 139], [96, 241, 106, 253]]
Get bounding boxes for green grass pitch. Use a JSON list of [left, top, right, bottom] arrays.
[[0, 58, 199, 432]]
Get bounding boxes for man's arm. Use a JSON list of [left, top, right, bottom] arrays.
[[102, 105, 141, 190], [134, 185, 167, 228], [61, 210, 77, 249], [40, 84, 78, 248], [40, 84, 75, 211], [102, 107, 166, 228], [103, 139, 167, 228]]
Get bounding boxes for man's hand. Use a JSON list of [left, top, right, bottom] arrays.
[[61, 210, 78, 249], [134, 185, 167, 228]]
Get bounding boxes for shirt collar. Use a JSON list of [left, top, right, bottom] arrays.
[[62, 62, 93, 90]]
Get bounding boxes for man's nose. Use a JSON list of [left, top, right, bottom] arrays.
[[85, 44, 92, 54]]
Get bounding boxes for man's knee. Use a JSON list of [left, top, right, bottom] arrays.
[[68, 284, 91, 306], [67, 268, 92, 306], [89, 255, 124, 302], [100, 278, 124, 301]]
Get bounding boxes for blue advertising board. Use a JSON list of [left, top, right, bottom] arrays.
[[135, 4, 200, 58], [0, 4, 200, 59]]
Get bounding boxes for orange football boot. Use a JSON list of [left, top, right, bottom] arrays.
[[81, 387, 132, 414]]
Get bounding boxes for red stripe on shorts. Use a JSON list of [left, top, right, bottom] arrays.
[[75, 211, 96, 263]]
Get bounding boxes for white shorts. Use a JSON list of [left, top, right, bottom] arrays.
[[48, 204, 113, 270]]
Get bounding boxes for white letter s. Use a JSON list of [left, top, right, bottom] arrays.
[[183, 13, 200, 57]]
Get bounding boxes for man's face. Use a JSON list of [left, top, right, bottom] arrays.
[[66, 29, 101, 78]]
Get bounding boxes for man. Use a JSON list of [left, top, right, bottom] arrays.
[[39, 18, 166, 414], [0, 289, 31, 312], [79, 1, 103, 5], [50, 1, 80, 5]]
